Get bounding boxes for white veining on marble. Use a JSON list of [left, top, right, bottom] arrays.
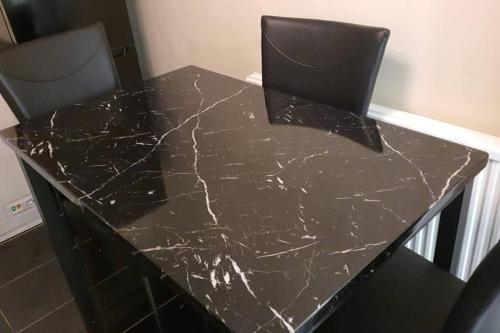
[[380, 132, 437, 200], [227, 255, 257, 298], [438, 148, 472, 200], [192, 77, 219, 225], [257, 242, 319, 259], [269, 306, 294, 333], [49, 110, 57, 128]]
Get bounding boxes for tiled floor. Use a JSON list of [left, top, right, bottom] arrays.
[[0, 225, 207, 333], [0, 225, 86, 332]]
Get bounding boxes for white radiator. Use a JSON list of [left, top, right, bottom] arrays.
[[246, 72, 500, 280]]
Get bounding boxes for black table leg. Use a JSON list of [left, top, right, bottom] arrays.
[[434, 181, 473, 273], [19, 160, 105, 332]]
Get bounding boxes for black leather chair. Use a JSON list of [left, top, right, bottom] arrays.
[[0, 22, 119, 121], [317, 241, 500, 332], [0, 23, 175, 332], [261, 15, 389, 116]]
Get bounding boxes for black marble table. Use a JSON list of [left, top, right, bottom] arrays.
[[0, 66, 488, 332]]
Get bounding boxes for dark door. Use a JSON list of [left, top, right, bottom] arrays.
[[1, 0, 142, 85]]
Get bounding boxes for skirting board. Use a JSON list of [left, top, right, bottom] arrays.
[[0, 218, 42, 243]]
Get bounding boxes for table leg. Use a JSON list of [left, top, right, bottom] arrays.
[[19, 160, 105, 332], [434, 181, 473, 274]]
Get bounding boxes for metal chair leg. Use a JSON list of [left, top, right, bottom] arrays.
[[142, 277, 165, 333]]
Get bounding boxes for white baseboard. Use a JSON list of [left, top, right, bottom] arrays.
[[0, 218, 42, 244]]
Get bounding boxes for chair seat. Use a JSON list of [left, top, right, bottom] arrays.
[[317, 247, 465, 333]]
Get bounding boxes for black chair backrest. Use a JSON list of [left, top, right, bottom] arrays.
[[443, 241, 500, 333], [261, 15, 389, 116], [0, 22, 119, 122]]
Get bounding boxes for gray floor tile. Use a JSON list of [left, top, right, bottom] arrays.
[[19, 301, 86, 333], [0, 226, 55, 288], [0, 259, 72, 332]]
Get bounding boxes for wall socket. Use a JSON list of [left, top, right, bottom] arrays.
[[3, 195, 36, 218]]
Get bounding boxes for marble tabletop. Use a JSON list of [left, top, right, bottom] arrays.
[[0, 66, 488, 332]]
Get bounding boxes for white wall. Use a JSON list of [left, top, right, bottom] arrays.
[[0, 97, 41, 242], [126, 0, 500, 137], [0, 10, 41, 241]]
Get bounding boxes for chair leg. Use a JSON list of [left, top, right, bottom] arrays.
[[19, 160, 107, 332], [203, 313, 213, 332], [142, 277, 166, 333]]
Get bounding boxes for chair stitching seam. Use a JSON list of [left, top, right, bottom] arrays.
[[0, 41, 105, 83], [263, 30, 386, 71]]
